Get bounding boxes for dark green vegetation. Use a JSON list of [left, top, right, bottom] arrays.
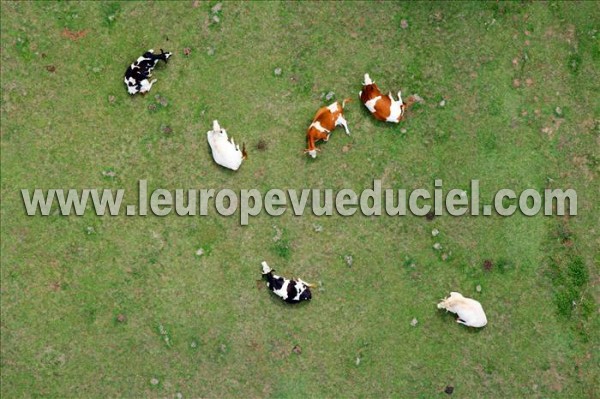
[[1, 2, 598, 398]]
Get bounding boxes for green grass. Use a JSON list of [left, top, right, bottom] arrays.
[[1, 1, 599, 398]]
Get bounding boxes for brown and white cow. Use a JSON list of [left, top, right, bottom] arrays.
[[305, 99, 351, 158], [359, 73, 406, 123]]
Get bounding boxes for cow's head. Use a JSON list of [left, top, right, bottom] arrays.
[[299, 288, 312, 301], [261, 261, 272, 275], [304, 148, 320, 158], [297, 279, 314, 301], [159, 49, 172, 62]]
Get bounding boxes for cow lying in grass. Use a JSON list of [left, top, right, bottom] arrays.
[[437, 292, 487, 328], [305, 99, 351, 158], [359, 73, 406, 123], [207, 120, 247, 170], [261, 261, 313, 303], [124, 49, 172, 95]]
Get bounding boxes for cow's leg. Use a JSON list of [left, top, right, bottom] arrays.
[[140, 79, 158, 94], [336, 115, 351, 135]]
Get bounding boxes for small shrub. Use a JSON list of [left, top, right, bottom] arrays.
[[567, 53, 582, 75], [496, 258, 513, 273], [272, 238, 291, 259], [556, 222, 572, 243], [402, 256, 416, 269], [15, 36, 32, 59], [567, 256, 588, 288], [554, 288, 576, 317], [101, 3, 121, 27]]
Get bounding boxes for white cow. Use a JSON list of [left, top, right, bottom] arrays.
[[437, 292, 487, 328], [206, 120, 247, 170]]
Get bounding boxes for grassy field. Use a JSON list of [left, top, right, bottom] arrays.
[[1, 1, 599, 398]]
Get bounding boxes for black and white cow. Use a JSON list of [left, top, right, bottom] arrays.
[[124, 49, 172, 95], [261, 261, 312, 303]]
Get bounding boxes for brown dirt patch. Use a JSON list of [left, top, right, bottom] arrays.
[[61, 28, 89, 41]]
